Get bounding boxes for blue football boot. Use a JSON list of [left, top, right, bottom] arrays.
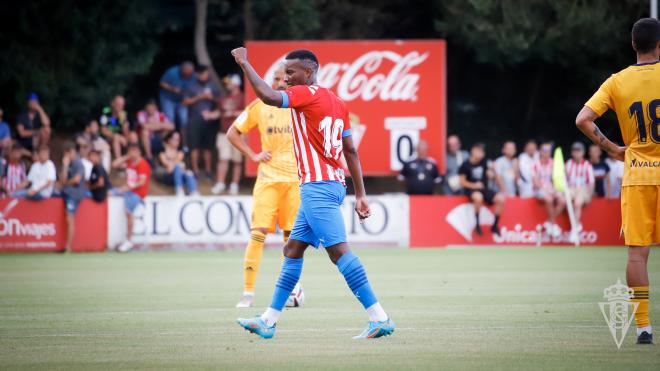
[[352, 318, 395, 339], [237, 316, 276, 339]]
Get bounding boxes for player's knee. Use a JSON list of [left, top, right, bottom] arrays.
[[628, 246, 650, 263]]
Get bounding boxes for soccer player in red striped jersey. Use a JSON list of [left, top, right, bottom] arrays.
[[232, 47, 394, 339]]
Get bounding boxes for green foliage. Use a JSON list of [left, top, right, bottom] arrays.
[[251, 0, 321, 39], [0, 0, 160, 129], [434, 0, 643, 67]]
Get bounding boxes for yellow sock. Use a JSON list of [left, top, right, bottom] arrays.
[[631, 286, 650, 328], [243, 230, 266, 293]]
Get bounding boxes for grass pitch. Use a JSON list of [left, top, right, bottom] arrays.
[[1, 247, 659, 370]]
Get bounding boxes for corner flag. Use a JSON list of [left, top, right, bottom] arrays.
[[552, 147, 566, 193]]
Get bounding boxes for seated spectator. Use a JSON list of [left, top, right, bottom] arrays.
[[0, 107, 11, 156], [398, 140, 441, 195], [517, 140, 538, 198], [112, 143, 151, 253], [159, 131, 198, 196], [443, 134, 469, 195], [77, 119, 112, 172], [605, 154, 624, 199], [137, 99, 175, 164], [159, 61, 196, 134], [78, 141, 93, 181], [12, 146, 56, 200], [532, 142, 565, 237], [565, 142, 595, 231], [588, 144, 609, 198], [494, 141, 519, 197], [100, 95, 137, 159], [459, 143, 505, 236], [60, 142, 86, 253], [16, 93, 51, 152], [88, 150, 111, 203], [1, 145, 28, 197]]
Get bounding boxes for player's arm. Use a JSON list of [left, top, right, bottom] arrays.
[[231, 47, 283, 107], [575, 106, 625, 161], [226, 125, 271, 162], [343, 134, 370, 220]]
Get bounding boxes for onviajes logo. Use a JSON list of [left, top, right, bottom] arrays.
[[599, 279, 638, 349], [0, 199, 56, 240]]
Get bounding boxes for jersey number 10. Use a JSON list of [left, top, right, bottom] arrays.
[[319, 117, 344, 159], [629, 99, 660, 143]]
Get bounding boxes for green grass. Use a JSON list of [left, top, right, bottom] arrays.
[[1, 247, 659, 370]]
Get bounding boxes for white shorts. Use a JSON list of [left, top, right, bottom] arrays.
[[216, 132, 243, 163]]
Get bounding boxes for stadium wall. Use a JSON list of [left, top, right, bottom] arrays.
[[0, 196, 623, 252]]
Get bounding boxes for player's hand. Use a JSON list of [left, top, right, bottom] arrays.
[[252, 151, 271, 162], [608, 145, 626, 162], [231, 47, 248, 65], [355, 196, 371, 221]]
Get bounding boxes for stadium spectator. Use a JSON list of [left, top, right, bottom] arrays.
[[206, 74, 245, 195], [136, 99, 175, 164], [565, 142, 595, 230], [459, 143, 505, 236], [77, 119, 112, 172], [183, 65, 220, 178], [15, 93, 51, 152], [88, 150, 110, 203], [113, 143, 151, 253], [1, 145, 27, 197], [398, 140, 441, 195], [60, 142, 86, 253], [78, 141, 93, 181], [158, 131, 198, 196], [100, 95, 136, 159], [605, 154, 624, 199], [159, 61, 195, 132], [494, 140, 519, 197], [11, 146, 56, 200], [0, 107, 11, 155], [532, 142, 565, 237], [443, 135, 469, 195], [517, 139, 538, 198], [588, 144, 609, 198]]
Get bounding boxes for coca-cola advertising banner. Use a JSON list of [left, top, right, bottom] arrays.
[[0, 198, 107, 253], [409, 196, 624, 247], [243, 40, 447, 176]]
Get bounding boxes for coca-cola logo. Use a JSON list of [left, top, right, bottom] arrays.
[[263, 50, 428, 102]]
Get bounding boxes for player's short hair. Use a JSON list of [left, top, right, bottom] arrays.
[[632, 18, 660, 54], [285, 49, 319, 71]]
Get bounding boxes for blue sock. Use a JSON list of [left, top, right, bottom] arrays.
[[336, 252, 377, 309], [269, 256, 303, 311]]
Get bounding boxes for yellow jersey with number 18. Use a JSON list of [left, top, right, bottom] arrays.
[[233, 99, 299, 183], [585, 61, 660, 186]]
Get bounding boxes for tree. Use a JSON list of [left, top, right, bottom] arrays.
[[195, 0, 221, 88], [0, 0, 160, 129]]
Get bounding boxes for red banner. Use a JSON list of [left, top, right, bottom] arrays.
[[0, 198, 107, 252], [243, 40, 447, 176], [409, 196, 624, 247]]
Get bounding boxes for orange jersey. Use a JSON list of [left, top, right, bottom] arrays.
[[585, 61, 660, 186]]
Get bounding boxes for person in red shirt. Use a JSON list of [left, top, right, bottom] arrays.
[[112, 143, 151, 252]]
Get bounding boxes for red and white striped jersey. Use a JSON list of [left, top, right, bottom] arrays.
[[532, 159, 553, 190], [565, 159, 594, 188], [2, 162, 27, 195], [280, 84, 352, 185]]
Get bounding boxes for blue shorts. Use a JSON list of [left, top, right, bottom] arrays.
[[124, 191, 144, 214], [64, 195, 82, 215], [290, 181, 347, 248]]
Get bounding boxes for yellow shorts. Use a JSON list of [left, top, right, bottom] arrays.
[[621, 185, 660, 246], [251, 181, 300, 233]]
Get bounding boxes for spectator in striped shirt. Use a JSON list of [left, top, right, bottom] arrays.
[[532, 142, 565, 237], [565, 142, 595, 230], [1, 145, 28, 197]]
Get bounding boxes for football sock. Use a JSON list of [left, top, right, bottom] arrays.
[[266, 256, 303, 313], [337, 252, 384, 320], [631, 286, 650, 329], [261, 307, 281, 327], [243, 230, 266, 293]]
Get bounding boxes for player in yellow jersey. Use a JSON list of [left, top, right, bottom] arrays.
[[227, 64, 302, 308], [576, 18, 660, 345]]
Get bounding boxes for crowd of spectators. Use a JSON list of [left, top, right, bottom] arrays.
[[399, 135, 624, 237], [0, 60, 250, 251]]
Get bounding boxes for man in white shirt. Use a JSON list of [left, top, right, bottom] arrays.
[[494, 141, 519, 197], [11, 146, 56, 200], [605, 154, 624, 199], [517, 140, 538, 198]]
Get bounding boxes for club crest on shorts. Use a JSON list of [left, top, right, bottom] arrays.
[[598, 279, 638, 349]]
